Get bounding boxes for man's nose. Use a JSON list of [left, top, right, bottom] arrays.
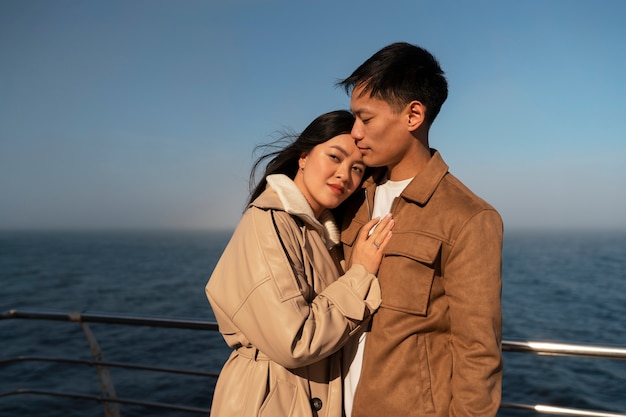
[[351, 123, 364, 140]]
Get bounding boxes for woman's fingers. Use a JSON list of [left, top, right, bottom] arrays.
[[358, 214, 394, 250], [358, 217, 382, 239], [370, 214, 394, 250], [351, 214, 394, 273]]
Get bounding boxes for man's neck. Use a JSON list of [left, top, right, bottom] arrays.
[[387, 145, 431, 181]]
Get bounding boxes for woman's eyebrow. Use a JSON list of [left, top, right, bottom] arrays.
[[330, 145, 365, 165], [329, 145, 349, 156]]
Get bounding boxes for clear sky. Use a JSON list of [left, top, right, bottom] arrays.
[[1, 0, 625, 231]]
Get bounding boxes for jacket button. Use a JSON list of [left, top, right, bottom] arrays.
[[310, 397, 323, 411]]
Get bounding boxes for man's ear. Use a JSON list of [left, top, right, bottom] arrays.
[[407, 101, 426, 131]]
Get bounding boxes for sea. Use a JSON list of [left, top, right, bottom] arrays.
[[1, 229, 625, 416]]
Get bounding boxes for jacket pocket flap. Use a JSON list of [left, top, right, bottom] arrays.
[[383, 231, 441, 264], [340, 218, 365, 247], [377, 233, 441, 316]]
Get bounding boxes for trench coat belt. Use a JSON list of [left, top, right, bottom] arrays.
[[236, 345, 270, 361]]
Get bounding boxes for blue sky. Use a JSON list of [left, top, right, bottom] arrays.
[[1, 0, 625, 231]]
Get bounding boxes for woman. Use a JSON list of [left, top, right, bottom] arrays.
[[205, 110, 393, 417]]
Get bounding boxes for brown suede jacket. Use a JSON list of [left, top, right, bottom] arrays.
[[341, 150, 503, 417]]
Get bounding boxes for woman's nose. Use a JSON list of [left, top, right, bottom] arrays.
[[336, 164, 349, 179]]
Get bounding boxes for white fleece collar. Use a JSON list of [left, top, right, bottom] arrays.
[[266, 174, 340, 248]]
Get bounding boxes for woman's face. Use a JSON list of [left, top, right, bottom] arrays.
[[294, 134, 365, 218]]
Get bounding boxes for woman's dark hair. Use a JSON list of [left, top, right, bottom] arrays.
[[247, 110, 356, 206]]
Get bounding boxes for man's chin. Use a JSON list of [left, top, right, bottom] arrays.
[[363, 156, 383, 167]]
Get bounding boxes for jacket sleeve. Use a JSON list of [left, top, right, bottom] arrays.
[[445, 209, 503, 417], [206, 208, 381, 369]]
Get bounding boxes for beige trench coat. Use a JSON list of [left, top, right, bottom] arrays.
[[206, 176, 381, 417]]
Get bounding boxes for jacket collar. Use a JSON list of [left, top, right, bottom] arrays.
[[364, 149, 449, 205], [252, 174, 340, 248]]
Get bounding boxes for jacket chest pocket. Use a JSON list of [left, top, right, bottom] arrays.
[[378, 232, 441, 315]]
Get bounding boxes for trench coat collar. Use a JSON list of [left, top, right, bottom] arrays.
[[252, 174, 340, 248]]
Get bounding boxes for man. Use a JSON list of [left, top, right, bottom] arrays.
[[338, 42, 503, 417]]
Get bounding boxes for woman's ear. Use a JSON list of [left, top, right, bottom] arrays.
[[298, 152, 308, 170], [407, 100, 426, 131]]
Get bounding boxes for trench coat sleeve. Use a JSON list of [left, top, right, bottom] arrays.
[[206, 208, 382, 369], [445, 209, 503, 417]]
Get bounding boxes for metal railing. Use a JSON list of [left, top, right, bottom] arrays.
[[1, 308, 625, 417]]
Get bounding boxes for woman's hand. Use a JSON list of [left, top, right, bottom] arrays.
[[350, 214, 394, 274]]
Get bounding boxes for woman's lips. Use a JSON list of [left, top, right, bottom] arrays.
[[327, 184, 345, 195]]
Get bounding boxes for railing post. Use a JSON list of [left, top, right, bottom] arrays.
[[69, 311, 121, 417]]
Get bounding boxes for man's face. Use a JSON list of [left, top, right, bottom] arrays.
[[350, 85, 415, 170]]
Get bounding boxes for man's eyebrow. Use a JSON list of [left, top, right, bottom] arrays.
[[352, 107, 373, 118]]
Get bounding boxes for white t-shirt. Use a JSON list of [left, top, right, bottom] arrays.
[[344, 176, 413, 417]]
